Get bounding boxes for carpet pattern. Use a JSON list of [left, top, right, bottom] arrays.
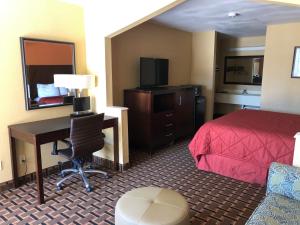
[[0, 141, 265, 225]]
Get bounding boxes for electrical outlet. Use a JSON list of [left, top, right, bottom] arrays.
[[0, 161, 2, 171]]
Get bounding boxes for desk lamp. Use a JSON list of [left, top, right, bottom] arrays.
[[54, 74, 95, 117]]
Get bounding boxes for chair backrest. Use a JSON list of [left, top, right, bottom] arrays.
[[70, 113, 105, 158]]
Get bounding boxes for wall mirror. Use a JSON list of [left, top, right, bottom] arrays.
[[224, 55, 264, 85], [20, 37, 76, 110]]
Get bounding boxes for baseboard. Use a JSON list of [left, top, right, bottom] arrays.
[[93, 155, 130, 172], [0, 163, 65, 192], [0, 180, 13, 192], [119, 162, 131, 171], [0, 156, 129, 192], [93, 156, 115, 170]]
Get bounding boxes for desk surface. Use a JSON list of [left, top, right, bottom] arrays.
[[9, 115, 115, 135]]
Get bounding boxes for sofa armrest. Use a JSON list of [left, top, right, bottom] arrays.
[[267, 162, 300, 201]]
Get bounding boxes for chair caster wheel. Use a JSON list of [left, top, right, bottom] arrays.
[[86, 186, 93, 192], [87, 164, 94, 170], [57, 185, 63, 191], [105, 174, 112, 179]]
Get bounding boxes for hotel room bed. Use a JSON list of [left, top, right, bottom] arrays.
[[189, 109, 300, 185]]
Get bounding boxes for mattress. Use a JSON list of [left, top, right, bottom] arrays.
[[189, 109, 300, 185]]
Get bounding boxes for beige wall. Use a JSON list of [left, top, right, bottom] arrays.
[[214, 35, 265, 115], [261, 22, 300, 114], [83, 0, 185, 110], [0, 0, 184, 184], [83, 0, 184, 165], [191, 31, 217, 121], [111, 22, 192, 106], [216, 35, 265, 92], [0, 0, 86, 183], [94, 107, 129, 165]]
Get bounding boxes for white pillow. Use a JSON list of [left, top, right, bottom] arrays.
[[59, 87, 68, 96], [37, 83, 60, 98]]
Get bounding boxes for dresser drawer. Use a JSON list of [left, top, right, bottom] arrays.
[[163, 112, 175, 119], [153, 130, 175, 147], [163, 122, 175, 134], [150, 111, 176, 147], [152, 124, 175, 138], [152, 113, 175, 133], [152, 111, 175, 123]]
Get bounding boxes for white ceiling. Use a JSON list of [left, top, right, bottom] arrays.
[[152, 0, 300, 37]]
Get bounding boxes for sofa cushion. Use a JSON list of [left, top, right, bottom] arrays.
[[246, 193, 300, 225], [267, 162, 300, 201]]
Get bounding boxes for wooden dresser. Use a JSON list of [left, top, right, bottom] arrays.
[[124, 85, 198, 152]]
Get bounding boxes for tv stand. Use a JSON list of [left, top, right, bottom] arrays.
[[124, 85, 202, 152]]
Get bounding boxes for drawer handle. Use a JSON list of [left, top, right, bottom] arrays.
[[165, 133, 173, 137], [165, 113, 173, 117], [165, 123, 173, 127]]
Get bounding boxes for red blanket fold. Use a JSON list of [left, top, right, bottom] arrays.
[[189, 110, 300, 185]]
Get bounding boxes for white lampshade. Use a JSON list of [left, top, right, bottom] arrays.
[[54, 74, 95, 89]]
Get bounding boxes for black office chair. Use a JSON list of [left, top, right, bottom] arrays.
[[52, 113, 109, 192]]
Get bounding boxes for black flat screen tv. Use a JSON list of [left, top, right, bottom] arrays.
[[140, 57, 168, 87]]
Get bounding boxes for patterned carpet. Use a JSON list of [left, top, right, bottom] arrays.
[[0, 141, 265, 225]]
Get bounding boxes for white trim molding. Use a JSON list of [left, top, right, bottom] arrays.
[[228, 46, 265, 52]]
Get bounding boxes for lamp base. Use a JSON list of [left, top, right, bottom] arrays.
[[70, 111, 95, 118]]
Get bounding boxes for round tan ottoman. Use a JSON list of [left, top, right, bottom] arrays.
[[115, 187, 190, 225]]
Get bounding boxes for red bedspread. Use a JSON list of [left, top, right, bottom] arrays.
[[38, 96, 64, 104], [189, 109, 300, 185]]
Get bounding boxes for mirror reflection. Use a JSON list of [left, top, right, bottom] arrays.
[[20, 38, 75, 110], [224, 56, 264, 85]]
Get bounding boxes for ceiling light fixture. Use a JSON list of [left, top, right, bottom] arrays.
[[228, 12, 240, 18]]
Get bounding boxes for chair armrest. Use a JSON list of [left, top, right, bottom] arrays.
[[267, 162, 300, 201], [51, 139, 72, 155], [51, 141, 58, 155], [59, 139, 72, 148]]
